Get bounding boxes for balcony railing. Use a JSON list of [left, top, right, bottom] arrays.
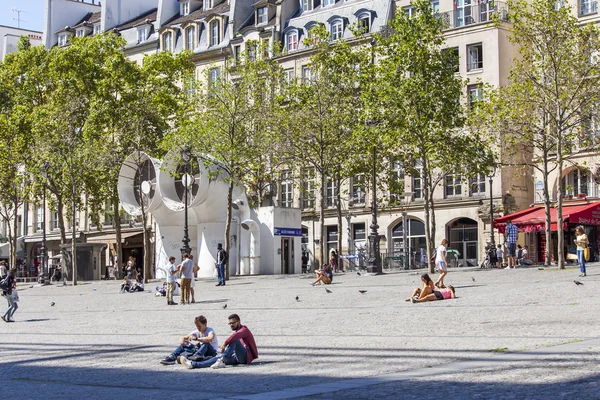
[[580, 0, 598, 16], [440, 1, 509, 30]]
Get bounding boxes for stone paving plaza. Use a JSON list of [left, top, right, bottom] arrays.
[[1, 265, 599, 399]]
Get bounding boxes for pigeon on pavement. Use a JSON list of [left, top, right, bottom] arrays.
[[357, 272, 361, 276], [51, 302, 55, 307], [574, 280, 584, 286], [471, 277, 475, 282], [359, 290, 367, 294], [222, 304, 228, 309], [295, 296, 300, 301], [325, 288, 332, 294]]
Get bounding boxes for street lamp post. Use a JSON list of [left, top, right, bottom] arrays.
[[367, 146, 382, 274], [38, 162, 49, 285], [180, 149, 192, 259]]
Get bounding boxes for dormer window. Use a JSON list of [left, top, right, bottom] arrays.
[[331, 19, 343, 41], [138, 26, 149, 43], [358, 13, 370, 32], [185, 26, 196, 50], [257, 7, 268, 25], [58, 34, 69, 46], [210, 20, 220, 46], [204, 0, 213, 10], [163, 31, 173, 52], [287, 31, 298, 52], [182, 1, 190, 16], [323, 0, 335, 6], [76, 29, 85, 37], [302, 0, 313, 12], [93, 24, 101, 35]]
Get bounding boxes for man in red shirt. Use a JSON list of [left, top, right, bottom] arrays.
[[180, 313, 258, 369]]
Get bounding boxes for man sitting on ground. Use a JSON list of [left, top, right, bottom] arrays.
[[160, 315, 219, 365], [311, 264, 333, 286], [180, 313, 258, 369]]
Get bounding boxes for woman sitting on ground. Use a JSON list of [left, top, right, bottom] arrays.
[[130, 274, 145, 292], [405, 273, 435, 302], [411, 285, 455, 303], [312, 263, 333, 285]]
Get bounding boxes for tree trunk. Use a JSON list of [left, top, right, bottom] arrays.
[[11, 199, 18, 271], [319, 171, 326, 265], [57, 196, 67, 284], [71, 186, 78, 286], [225, 180, 233, 280], [557, 153, 565, 269], [113, 197, 123, 277], [422, 160, 435, 274], [336, 173, 342, 269], [542, 157, 552, 266]]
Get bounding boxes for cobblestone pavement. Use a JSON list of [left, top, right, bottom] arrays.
[[0, 264, 598, 399]]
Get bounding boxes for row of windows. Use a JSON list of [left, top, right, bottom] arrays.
[[181, 0, 214, 16], [162, 20, 222, 52], [278, 170, 489, 210], [285, 13, 371, 52]]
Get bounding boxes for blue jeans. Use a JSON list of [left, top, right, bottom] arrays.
[[3, 295, 17, 319], [577, 250, 586, 274], [190, 339, 247, 368], [217, 263, 225, 285], [171, 343, 197, 357]]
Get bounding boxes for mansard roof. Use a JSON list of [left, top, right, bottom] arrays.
[[113, 8, 158, 31], [163, 1, 230, 28]]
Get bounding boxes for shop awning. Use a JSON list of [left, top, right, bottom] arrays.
[[85, 231, 141, 244], [495, 202, 600, 233]]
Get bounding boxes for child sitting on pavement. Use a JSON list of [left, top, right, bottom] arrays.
[[120, 276, 132, 293], [160, 315, 219, 365]]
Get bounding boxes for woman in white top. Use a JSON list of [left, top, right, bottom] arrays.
[[574, 225, 589, 277], [434, 239, 449, 289]]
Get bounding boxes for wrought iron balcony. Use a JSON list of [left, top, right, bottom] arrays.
[[440, 1, 509, 29]]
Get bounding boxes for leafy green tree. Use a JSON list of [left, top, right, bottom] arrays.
[[283, 26, 371, 264], [88, 42, 194, 281], [0, 38, 43, 269], [371, 0, 494, 272], [486, 0, 600, 268], [169, 41, 282, 279]]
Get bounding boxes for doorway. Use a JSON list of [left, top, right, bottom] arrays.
[[281, 237, 294, 274], [448, 218, 478, 267]]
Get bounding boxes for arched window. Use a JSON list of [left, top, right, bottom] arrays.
[[391, 219, 426, 266], [210, 21, 220, 46], [331, 19, 343, 40], [162, 31, 173, 52], [186, 26, 196, 50], [562, 168, 598, 199], [287, 31, 298, 52]]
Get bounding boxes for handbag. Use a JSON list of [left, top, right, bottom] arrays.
[[584, 247, 590, 261], [11, 290, 19, 302]]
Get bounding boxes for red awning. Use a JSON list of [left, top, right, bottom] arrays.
[[495, 202, 600, 233]]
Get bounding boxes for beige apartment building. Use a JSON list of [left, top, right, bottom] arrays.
[[19, 0, 592, 277]]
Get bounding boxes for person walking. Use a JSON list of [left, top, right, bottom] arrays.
[[1, 268, 18, 322], [216, 243, 228, 287], [434, 239, 449, 289], [179, 313, 258, 369], [189, 255, 200, 303], [0, 260, 8, 279], [166, 256, 178, 305], [575, 225, 589, 277], [504, 220, 519, 269], [179, 254, 194, 305]]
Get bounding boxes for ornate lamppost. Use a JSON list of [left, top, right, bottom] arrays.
[[180, 149, 192, 259], [367, 147, 382, 274]]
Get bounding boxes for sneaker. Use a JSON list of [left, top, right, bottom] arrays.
[[168, 302, 178, 305], [160, 355, 177, 365], [1, 316, 6, 323], [180, 356, 194, 369], [191, 299, 195, 304], [7, 318, 14, 322], [410, 297, 416, 303], [505, 266, 511, 270], [215, 283, 222, 286], [211, 358, 226, 369]]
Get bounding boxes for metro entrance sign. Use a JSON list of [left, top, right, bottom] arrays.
[[273, 227, 302, 237]]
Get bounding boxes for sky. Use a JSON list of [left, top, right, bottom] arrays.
[[0, 0, 45, 32]]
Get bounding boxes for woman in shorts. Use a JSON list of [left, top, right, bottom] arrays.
[[411, 285, 455, 303], [405, 273, 435, 301], [434, 239, 449, 289]]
